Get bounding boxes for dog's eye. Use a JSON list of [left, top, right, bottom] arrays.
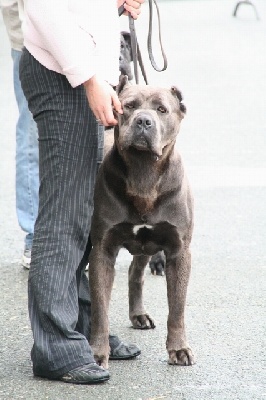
[[124, 103, 134, 109], [157, 105, 167, 113]]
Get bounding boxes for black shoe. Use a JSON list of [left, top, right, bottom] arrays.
[[59, 363, 110, 384], [109, 335, 141, 360]]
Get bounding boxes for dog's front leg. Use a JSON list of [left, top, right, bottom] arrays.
[[129, 255, 156, 329], [165, 246, 195, 366], [89, 244, 115, 369]]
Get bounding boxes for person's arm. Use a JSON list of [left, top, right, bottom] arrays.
[[84, 0, 145, 126], [24, 0, 144, 125], [83, 76, 122, 127], [24, 0, 119, 88]]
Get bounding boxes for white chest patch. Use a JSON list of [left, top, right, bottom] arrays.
[[133, 224, 153, 235]]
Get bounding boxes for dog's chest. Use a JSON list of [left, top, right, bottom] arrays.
[[110, 221, 179, 256]]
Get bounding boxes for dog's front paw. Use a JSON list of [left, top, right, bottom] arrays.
[[168, 348, 195, 366], [131, 313, 156, 329], [94, 354, 109, 370], [91, 345, 109, 370]]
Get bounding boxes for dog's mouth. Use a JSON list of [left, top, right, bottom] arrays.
[[131, 135, 150, 150], [125, 145, 160, 162], [118, 123, 163, 159], [126, 138, 162, 160]]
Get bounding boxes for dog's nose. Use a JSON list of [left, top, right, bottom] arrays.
[[136, 114, 153, 129]]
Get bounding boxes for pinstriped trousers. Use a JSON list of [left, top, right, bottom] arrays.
[[19, 49, 104, 379]]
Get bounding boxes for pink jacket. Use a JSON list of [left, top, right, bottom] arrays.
[[22, 0, 121, 88]]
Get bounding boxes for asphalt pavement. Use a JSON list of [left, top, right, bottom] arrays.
[[0, 1, 265, 399]]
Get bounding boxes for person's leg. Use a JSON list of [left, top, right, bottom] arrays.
[[11, 49, 39, 266], [20, 49, 140, 380], [20, 49, 98, 379]]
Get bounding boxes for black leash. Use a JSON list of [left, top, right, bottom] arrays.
[[128, 13, 141, 84], [118, 0, 168, 84]]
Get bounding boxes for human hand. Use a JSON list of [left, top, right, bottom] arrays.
[[117, 0, 145, 19], [83, 75, 123, 127]]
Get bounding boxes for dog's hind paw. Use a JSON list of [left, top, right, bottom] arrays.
[[168, 348, 195, 366], [149, 251, 165, 276], [131, 313, 156, 329]]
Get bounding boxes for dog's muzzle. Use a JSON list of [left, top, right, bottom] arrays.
[[131, 112, 156, 150]]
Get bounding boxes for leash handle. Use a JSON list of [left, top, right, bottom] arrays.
[[147, 0, 168, 72]]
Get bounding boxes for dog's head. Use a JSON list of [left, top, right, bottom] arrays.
[[119, 32, 133, 81], [115, 76, 186, 160]]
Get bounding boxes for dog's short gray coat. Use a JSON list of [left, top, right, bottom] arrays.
[[89, 76, 194, 369]]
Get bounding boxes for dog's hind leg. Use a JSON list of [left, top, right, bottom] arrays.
[[128, 255, 156, 329], [165, 246, 195, 366]]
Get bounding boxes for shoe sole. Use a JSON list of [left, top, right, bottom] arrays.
[[35, 373, 110, 385], [59, 375, 110, 384]]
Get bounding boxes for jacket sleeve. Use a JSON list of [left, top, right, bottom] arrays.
[[24, 0, 120, 87]]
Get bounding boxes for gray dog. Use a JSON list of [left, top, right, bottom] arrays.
[[119, 31, 133, 81], [89, 76, 195, 369]]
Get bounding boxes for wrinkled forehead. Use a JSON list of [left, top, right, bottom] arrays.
[[120, 86, 176, 108]]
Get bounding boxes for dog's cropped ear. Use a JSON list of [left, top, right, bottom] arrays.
[[117, 74, 129, 95], [171, 86, 186, 114], [121, 31, 133, 60]]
